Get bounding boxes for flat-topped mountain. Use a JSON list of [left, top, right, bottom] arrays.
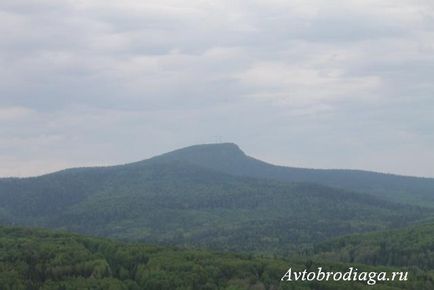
[[0, 143, 433, 254]]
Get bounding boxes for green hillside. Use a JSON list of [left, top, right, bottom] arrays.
[[154, 143, 434, 207], [1, 226, 433, 290], [314, 223, 434, 270], [0, 157, 430, 254], [1, 144, 434, 289]]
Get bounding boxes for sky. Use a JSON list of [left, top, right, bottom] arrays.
[[1, 0, 434, 177]]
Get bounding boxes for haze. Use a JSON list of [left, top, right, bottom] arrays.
[[1, 0, 434, 177]]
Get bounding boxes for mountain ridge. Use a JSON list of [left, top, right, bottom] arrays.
[[2, 142, 434, 209], [1, 142, 433, 254], [150, 143, 434, 207], [4, 142, 432, 180], [0, 146, 430, 254]]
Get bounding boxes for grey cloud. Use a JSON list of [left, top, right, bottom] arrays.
[[1, 0, 434, 177]]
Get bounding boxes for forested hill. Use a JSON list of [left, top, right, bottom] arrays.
[[313, 222, 434, 270], [0, 155, 430, 254], [152, 143, 434, 207], [1, 226, 433, 290]]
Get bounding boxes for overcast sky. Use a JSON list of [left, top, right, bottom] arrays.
[[1, 0, 434, 177]]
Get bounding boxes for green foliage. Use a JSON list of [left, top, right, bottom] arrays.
[[314, 223, 434, 270], [0, 226, 433, 290]]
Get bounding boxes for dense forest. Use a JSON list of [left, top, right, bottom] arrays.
[[314, 223, 434, 270], [1, 226, 433, 290], [0, 144, 432, 255], [1, 144, 434, 289]]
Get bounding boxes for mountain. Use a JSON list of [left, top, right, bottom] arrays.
[[0, 144, 431, 254], [1, 226, 433, 290], [313, 222, 434, 270], [153, 143, 434, 207]]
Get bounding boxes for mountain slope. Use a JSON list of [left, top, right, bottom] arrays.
[[0, 151, 431, 254], [152, 143, 434, 207]]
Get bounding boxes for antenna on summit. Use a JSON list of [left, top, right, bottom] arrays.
[[213, 135, 223, 143]]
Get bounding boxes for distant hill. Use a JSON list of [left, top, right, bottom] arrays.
[[1, 226, 433, 290], [153, 143, 434, 207], [0, 144, 432, 254], [314, 222, 434, 270]]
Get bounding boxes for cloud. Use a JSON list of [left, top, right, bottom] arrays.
[[0, 0, 434, 176], [0, 106, 33, 121], [236, 61, 381, 106]]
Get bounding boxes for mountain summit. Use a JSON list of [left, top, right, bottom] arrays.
[[150, 143, 252, 174], [154, 143, 246, 162], [4, 142, 433, 207], [150, 143, 434, 207]]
